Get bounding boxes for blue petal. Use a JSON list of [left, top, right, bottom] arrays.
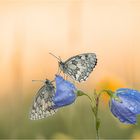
[[117, 89, 140, 114], [55, 75, 76, 92], [110, 88, 140, 124], [110, 99, 136, 124], [117, 88, 140, 101], [53, 75, 77, 108]]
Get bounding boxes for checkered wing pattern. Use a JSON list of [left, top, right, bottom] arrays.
[[30, 82, 57, 120], [64, 53, 97, 82]]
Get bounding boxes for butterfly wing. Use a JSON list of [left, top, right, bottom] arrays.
[[30, 83, 57, 120], [63, 53, 97, 82]]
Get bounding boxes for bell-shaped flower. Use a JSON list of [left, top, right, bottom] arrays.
[[53, 75, 77, 108], [109, 88, 140, 124]]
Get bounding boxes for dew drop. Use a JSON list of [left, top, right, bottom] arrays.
[[129, 106, 134, 111]]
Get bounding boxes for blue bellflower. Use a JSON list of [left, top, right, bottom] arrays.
[[109, 88, 140, 124], [53, 75, 77, 108]]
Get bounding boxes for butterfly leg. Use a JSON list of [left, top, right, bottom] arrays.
[[59, 70, 62, 75], [73, 80, 75, 85], [56, 67, 59, 74], [63, 73, 66, 80], [57, 67, 61, 75], [71, 79, 75, 85]]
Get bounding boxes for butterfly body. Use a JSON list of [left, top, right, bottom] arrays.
[[58, 61, 66, 73], [58, 53, 97, 82]]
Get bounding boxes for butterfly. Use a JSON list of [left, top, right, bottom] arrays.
[[29, 79, 57, 120], [50, 53, 97, 82]]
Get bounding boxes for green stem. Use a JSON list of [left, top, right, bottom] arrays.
[[98, 89, 113, 97], [90, 91, 100, 140], [76, 90, 100, 139], [95, 93, 100, 140], [76, 90, 93, 103], [77, 89, 121, 140], [91, 105, 99, 140], [96, 108, 99, 139]]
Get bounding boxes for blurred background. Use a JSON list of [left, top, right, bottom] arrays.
[[0, 0, 140, 139]]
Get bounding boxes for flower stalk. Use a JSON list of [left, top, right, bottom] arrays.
[[76, 88, 140, 138], [77, 90, 101, 140], [91, 91, 100, 140]]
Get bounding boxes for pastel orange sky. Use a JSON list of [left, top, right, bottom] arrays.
[[0, 0, 140, 97]]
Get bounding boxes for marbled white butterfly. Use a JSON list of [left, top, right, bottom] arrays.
[[29, 79, 57, 120], [50, 53, 97, 82]]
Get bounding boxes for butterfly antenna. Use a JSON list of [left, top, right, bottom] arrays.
[[51, 80, 55, 83], [49, 53, 61, 62], [58, 56, 62, 61], [32, 80, 45, 83]]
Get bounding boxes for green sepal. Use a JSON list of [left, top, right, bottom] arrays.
[[104, 90, 122, 103], [112, 94, 122, 103], [76, 90, 87, 96]]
